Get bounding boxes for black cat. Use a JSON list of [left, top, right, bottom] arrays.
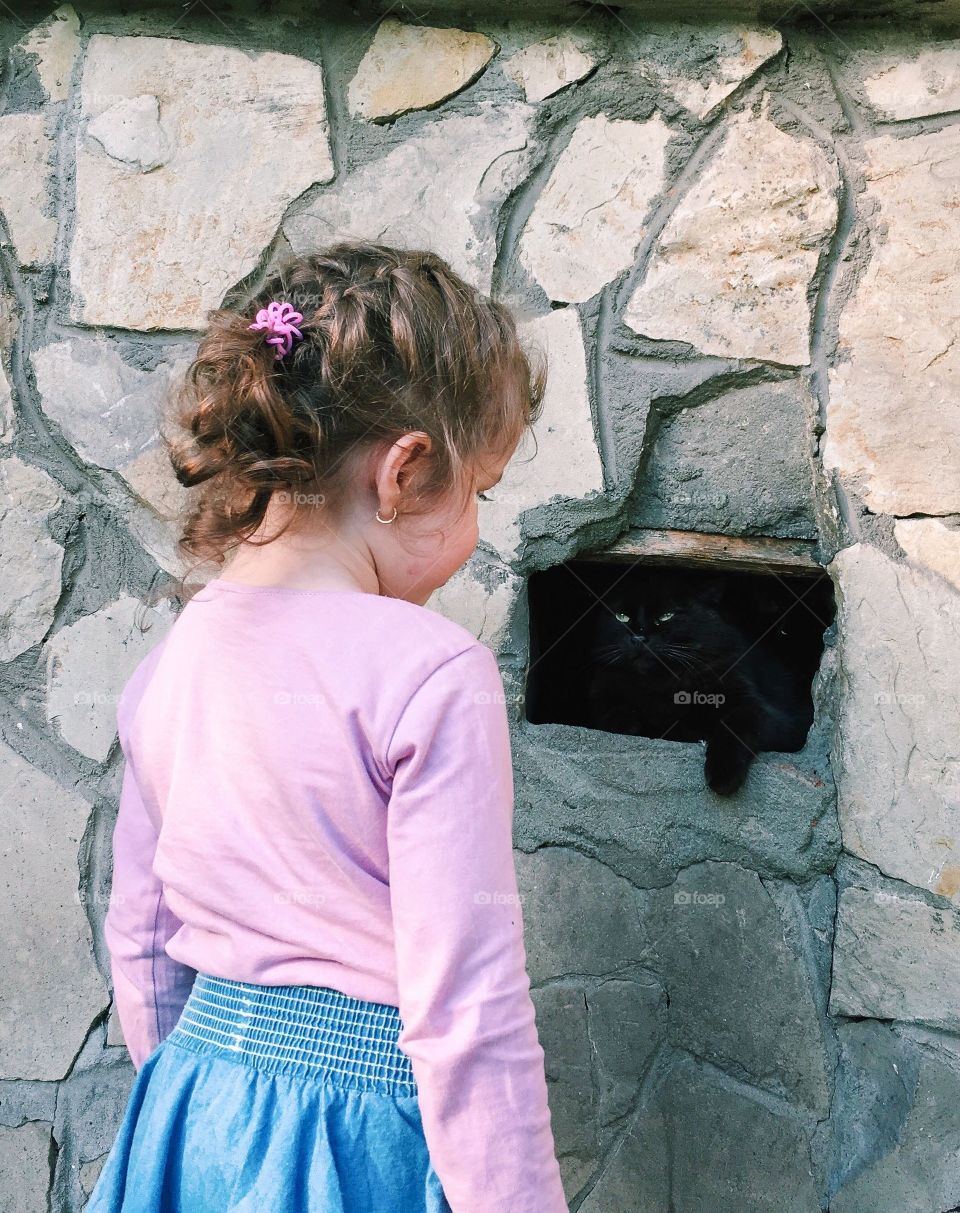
[[582, 569, 814, 795]]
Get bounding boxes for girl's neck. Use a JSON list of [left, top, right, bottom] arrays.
[[221, 524, 380, 595]]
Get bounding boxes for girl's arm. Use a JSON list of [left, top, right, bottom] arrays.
[[104, 668, 197, 1070], [386, 643, 568, 1213]]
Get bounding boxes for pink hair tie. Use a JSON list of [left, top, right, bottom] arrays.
[[248, 300, 304, 360]]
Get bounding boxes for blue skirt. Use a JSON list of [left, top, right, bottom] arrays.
[[87, 973, 453, 1212]]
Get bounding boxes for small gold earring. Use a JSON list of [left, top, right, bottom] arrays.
[[375, 506, 398, 524]]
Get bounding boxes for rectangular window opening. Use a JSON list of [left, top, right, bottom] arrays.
[[524, 531, 836, 794]]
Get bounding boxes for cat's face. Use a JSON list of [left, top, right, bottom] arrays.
[[591, 572, 743, 681]]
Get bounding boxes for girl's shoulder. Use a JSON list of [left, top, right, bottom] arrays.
[[179, 579, 494, 693]]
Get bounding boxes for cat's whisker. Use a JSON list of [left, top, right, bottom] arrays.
[[658, 646, 700, 673]]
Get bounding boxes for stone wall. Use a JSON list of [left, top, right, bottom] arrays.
[[1, 3, 958, 1210]]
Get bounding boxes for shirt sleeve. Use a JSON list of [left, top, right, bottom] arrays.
[[103, 677, 197, 1071], [385, 642, 568, 1213]]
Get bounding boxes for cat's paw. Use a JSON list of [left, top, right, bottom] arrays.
[[704, 747, 751, 796]]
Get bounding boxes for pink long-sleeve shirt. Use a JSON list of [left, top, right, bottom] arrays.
[[104, 577, 567, 1213]]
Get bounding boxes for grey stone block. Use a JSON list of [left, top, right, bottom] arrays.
[[513, 724, 839, 888], [631, 379, 819, 539], [647, 862, 833, 1115]]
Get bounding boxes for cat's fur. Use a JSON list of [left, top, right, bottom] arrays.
[[583, 569, 813, 795]]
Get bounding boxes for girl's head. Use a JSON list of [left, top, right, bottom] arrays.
[[162, 240, 546, 604]]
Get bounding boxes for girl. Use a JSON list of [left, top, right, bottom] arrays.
[[87, 240, 569, 1212]]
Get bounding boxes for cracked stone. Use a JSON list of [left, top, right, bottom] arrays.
[[0, 290, 17, 446], [578, 1093, 669, 1211], [0, 1122, 53, 1205], [0, 737, 108, 1079], [531, 985, 596, 1195], [831, 885, 960, 1029], [630, 378, 820, 539], [824, 127, 960, 515], [515, 847, 647, 985], [831, 1027, 960, 1212], [106, 1002, 125, 1048], [831, 543, 960, 901], [45, 593, 176, 762], [0, 456, 63, 662], [285, 100, 535, 294], [503, 33, 596, 102], [518, 111, 672, 304], [582, 1053, 819, 1212], [665, 1055, 820, 1211], [18, 4, 81, 103], [33, 336, 196, 575], [830, 1021, 920, 1204], [347, 17, 496, 121], [87, 94, 173, 172], [70, 34, 334, 331], [0, 374, 12, 446], [624, 106, 839, 365], [0, 112, 58, 267], [478, 307, 603, 563], [529, 975, 666, 1198], [631, 24, 783, 118], [587, 977, 663, 1130], [845, 34, 960, 120], [648, 862, 832, 1115], [81, 1154, 107, 1196], [512, 725, 839, 889], [425, 562, 520, 651], [894, 518, 960, 594], [54, 1051, 137, 1184]]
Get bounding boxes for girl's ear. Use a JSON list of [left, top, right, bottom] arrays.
[[373, 431, 433, 509]]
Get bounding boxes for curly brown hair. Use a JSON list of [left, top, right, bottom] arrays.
[[157, 239, 547, 599]]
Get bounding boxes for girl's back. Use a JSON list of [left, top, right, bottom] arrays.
[[89, 239, 568, 1213], [118, 582, 504, 1009]]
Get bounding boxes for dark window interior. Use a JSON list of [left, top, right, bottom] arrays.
[[525, 560, 836, 758]]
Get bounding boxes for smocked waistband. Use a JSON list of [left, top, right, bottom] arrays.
[[165, 973, 417, 1096]]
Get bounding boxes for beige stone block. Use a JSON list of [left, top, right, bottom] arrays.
[[625, 107, 838, 364], [0, 740, 108, 1079], [70, 35, 334, 331], [348, 17, 496, 121], [831, 543, 960, 901], [0, 457, 63, 662], [824, 127, 960, 515], [503, 33, 596, 102], [518, 111, 672, 304], [478, 307, 603, 562]]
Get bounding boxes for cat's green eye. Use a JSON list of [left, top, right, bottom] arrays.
[[615, 611, 630, 624], [656, 611, 675, 624]]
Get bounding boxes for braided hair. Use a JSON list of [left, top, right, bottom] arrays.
[[160, 240, 546, 598]]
